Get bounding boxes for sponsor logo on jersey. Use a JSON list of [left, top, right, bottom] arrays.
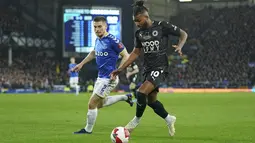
[[95, 51, 109, 56], [141, 40, 160, 53]]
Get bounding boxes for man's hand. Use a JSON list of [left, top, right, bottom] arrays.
[[173, 45, 183, 56], [110, 68, 123, 80], [72, 63, 83, 72]]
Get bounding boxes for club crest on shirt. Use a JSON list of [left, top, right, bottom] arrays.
[[152, 30, 158, 37]]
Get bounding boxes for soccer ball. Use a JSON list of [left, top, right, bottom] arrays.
[[110, 126, 130, 143]]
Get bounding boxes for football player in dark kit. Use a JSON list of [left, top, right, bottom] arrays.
[[110, 0, 188, 136]]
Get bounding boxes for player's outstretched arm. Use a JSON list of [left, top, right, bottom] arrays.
[[72, 50, 95, 72], [173, 29, 188, 56], [80, 50, 95, 65], [119, 48, 130, 68], [110, 48, 141, 79], [162, 21, 188, 56]]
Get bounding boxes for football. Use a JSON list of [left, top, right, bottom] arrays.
[[110, 126, 130, 143]]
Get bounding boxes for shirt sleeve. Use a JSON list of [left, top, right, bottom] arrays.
[[112, 38, 125, 54], [67, 64, 71, 74], [161, 21, 181, 37], [135, 31, 143, 48]]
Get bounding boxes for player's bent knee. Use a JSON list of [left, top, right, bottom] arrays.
[[147, 100, 164, 109], [96, 99, 104, 109], [148, 91, 158, 104], [88, 94, 103, 109], [147, 101, 157, 109], [88, 101, 98, 109], [147, 100, 168, 118], [138, 81, 155, 95], [147, 99, 156, 105], [137, 88, 149, 95]]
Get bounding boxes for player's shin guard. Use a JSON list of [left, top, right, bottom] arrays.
[[85, 108, 98, 132], [136, 92, 147, 118], [148, 100, 168, 119]]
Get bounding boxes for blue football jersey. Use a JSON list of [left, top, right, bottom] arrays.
[[94, 34, 125, 78], [69, 63, 79, 77]]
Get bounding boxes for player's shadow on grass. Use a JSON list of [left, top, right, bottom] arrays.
[[136, 135, 253, 142]]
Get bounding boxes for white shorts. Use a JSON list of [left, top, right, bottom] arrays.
[[69, 77, 79, 87], [92, 77, 119, 98]]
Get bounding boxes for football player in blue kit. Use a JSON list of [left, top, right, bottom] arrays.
[[73, 16, 133, 134], [68, 57, 80, 96]]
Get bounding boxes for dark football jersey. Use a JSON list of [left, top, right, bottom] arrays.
[[135, 21, 181, 73]]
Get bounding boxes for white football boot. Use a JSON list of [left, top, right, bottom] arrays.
[[125, 116, 140, 133], [167, 115, 176, 136]]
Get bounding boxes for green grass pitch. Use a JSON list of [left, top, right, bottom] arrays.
[[1, 92, 255, 143]]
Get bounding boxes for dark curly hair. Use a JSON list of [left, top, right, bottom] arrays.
[[132, 0, 148, 16]]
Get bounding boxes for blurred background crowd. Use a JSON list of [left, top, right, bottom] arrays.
[[167, 5, 255, 88]]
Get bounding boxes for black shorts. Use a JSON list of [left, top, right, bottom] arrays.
[[143, 69, 168, 92]]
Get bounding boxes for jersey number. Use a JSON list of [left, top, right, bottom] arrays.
[[150, 70, 163, 80], [100, 84, 108, 94]]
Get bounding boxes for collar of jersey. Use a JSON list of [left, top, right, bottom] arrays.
[[99, 32, 109, 40], [140, 21, 155, 30]]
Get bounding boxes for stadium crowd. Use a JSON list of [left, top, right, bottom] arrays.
[[0, 5, 67, 90], [0, 52, 67, 89], [167, 5, 255, 88]]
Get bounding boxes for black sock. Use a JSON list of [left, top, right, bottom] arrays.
[[148, 100, 168, 119], [136, 92, 147, 118]]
